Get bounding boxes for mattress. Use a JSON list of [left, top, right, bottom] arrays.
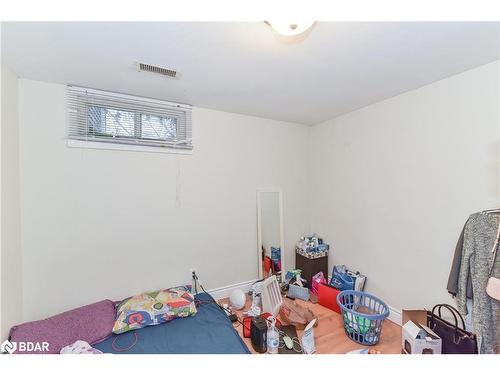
[[93, 292, 250, 354]]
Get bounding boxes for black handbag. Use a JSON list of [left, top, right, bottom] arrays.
[[426, 304, 478, 354]]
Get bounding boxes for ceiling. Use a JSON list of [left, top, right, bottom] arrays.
[[2, 22, 499, 125]]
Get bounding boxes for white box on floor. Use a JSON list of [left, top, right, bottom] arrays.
[[402, 320, 442, 354]]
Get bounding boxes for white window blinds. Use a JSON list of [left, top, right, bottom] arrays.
[[67, 86, 192, 151]]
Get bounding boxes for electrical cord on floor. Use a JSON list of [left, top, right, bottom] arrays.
[[111, 331, 139, 352], [277, 329, 303, 353], [193, 271, 303, 353], [193, 272, 242, 327]]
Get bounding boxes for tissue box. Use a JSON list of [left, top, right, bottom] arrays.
[[402, 320, 442, 354]]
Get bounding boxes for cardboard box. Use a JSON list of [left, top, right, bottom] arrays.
[[402, 319, 442, 354], [402, 309, 427, 327]]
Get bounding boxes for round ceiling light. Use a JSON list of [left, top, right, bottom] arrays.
[[266, 21, 315, 36]]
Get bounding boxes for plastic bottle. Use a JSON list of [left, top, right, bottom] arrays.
[[266, 317, 279, 354]]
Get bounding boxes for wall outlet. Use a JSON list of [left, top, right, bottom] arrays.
[[189, 268, 198, 295]]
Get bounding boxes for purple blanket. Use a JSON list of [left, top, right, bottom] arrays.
[[9, 300, 116, 354]]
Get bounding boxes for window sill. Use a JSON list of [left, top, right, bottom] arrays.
[[66, 139, 193, 155]]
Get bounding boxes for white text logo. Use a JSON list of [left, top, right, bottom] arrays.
[[1, 340, 17, 354], [0, 340, 49, 354]]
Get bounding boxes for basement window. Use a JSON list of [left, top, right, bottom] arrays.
[[67, 86, 192, 153]]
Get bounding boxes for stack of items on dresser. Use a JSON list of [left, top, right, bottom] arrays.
[[283, 234, 330, 305], [290, 234, 367, 310], [295, 234, 330, 258], [294, 234, 330, 291]]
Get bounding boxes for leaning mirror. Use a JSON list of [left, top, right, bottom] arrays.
[[257, 190, 285, 281]]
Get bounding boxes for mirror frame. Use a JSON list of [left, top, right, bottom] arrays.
[[256, 188, 285, 280]]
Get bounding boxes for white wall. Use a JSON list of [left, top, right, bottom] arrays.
[[310, 61, 500, 311], [17, 79, 310, 321], [9, 61, 500, 324], [1, 64, 22, 339]]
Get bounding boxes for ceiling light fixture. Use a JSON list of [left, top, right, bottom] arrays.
[[265, 21, 315, 36]]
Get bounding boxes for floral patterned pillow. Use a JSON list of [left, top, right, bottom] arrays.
[[112, 287, 197, 334]]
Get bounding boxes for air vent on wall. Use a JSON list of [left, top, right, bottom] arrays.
[[138, 62, 177, 78]]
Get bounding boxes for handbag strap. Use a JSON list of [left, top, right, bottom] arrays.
[[490, 221, 500, 276], [430, 303, 465, 331]]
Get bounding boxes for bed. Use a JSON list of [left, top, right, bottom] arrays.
[[93, 292, 250, 354]]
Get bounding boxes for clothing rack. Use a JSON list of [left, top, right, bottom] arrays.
[[482, 208, 500, 213]]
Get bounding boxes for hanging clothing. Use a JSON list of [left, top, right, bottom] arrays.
[[457, 212, 500, 354], [447, 220, 473, 298]]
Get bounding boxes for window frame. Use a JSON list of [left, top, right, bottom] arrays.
[[138, 111, 179, 142], [67, 86, 193, 154]]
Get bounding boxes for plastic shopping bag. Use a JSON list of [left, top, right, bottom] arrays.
[[311, 272, 327, 295]]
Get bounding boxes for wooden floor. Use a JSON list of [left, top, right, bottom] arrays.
[[221, 296, 402, 354]]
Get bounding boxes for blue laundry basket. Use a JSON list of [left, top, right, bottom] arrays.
[[336, 290, 389, 346]]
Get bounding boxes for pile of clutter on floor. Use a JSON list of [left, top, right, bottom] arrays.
[[228, 274, 318, 354], [226, 231, 483, 355], [224, 234, 394, 355]]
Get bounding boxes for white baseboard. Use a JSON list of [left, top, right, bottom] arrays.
[[207, 279, 259, 301], [388, 305, 402, 326]]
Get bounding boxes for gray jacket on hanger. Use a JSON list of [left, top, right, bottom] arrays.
[[457, 212, 500, 354], [447, 220, 473, 299]]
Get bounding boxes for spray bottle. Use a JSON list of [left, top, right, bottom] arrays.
[[266, 316, 279, 354]]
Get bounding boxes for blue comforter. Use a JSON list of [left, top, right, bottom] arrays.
[[94, 292, 250, 354]]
